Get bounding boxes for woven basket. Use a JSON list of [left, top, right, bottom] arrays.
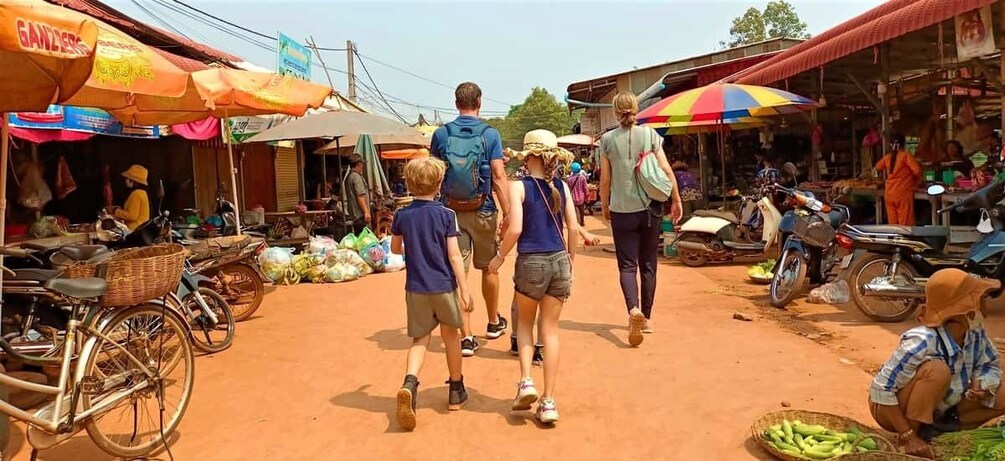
[[751, 410, 897, 461], [835, 454, 925, 461], [982, 415, 1005, 428], [65, 244, 185, 307]]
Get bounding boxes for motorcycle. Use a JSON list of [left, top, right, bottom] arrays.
[[180, 235, 267, 322], [674, 186, 783, 266], [837, 180, 1005, 322], [769, 186, 852, 307]]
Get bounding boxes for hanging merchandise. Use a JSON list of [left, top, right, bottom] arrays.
[[17, 161, 52, 211], [55, 156, 77, 199]]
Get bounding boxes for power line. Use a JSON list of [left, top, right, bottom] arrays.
[[169, 0, 275, 41], [353, 48, 406, 123], [356, 52, 514, 108], [151, 0, 274, 53], [131, 0, 190, 39]]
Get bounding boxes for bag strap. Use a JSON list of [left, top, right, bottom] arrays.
[[529, 177, 568, 254], [629, 128, 653, 207]]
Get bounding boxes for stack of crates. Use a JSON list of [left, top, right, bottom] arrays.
[[662, 218, 677, 258]]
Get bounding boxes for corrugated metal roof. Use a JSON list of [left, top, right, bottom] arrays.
[[731, 0, 995, 85]]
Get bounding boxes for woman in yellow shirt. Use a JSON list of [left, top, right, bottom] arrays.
[[109, 165, 150, 231]]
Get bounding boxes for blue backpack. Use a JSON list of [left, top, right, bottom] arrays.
[[442, 123, 490, 211]]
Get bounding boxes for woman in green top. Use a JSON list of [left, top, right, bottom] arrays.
[[599, 91, 683, 347]]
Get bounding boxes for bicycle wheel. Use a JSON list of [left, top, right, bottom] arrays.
[[209, 264, 264, 322], [184, 288, 235, 353], [82, 304, 194, 459]]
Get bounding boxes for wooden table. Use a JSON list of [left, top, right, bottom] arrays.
[[264, 210, 337, 236], [8, 232, 92, 249]]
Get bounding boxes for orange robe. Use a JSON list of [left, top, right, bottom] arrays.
[[875, 150, 922, 226]]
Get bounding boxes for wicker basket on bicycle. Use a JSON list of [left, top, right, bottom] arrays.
[[64, 243, 185, 307], [793, 213, 836, 248]]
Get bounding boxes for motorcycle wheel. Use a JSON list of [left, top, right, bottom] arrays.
[[770, 250, 807, 308], [848, 253, 921, 323], [677, 248, 707, 267], [210, 264, 265, 322], [183, 288, 235, 354]]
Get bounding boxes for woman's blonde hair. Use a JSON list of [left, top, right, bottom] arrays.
[[612, 91, 639, 128]]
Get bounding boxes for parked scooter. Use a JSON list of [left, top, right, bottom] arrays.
[[181, 235, 267, 322], [837, 181, 1005, 322], [769, 186, 852, 307], [674, 185, 783, 266]]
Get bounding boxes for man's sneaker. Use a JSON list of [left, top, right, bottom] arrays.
[[446, 377, 468, 411], [510, 336, 519, 356], [486, 316, 508, 339], [511, 378, 539, 411], [628, 308, 645, 347], [396, 375, 419, 431], [532, 345, 544, 367], [536, 398, 559, 424], [461, 337, 480, 357]]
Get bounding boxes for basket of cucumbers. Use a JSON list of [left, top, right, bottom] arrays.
[[747, 259, 776, 284], [751, 410, 895, 460]]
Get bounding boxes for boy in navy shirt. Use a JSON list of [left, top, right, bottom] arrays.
[[391, 157, 474, 431]]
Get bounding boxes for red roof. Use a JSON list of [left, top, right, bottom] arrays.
[[153, 48, 209, 72], [49, 0, 241, 63], [731, 0, 995, 85]]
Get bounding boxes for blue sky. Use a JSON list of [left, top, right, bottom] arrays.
[[108, 0, 883, 121]]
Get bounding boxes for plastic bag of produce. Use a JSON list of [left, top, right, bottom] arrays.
[[384, 254, 405, 272], [380, 236, 392, 263], [326, 262, 361, 283], [17, 161, 53, 211], [290, 253, 321, 278], [305, 265, 328, 283], [360, 242, 385, 271], [339, 232, 357, 250], [274, 266, 301, 285], [259, 247, 295, 282], [308, 236, 338, 257], [355, 227, 379, 252], [808, 280, 850, 304]]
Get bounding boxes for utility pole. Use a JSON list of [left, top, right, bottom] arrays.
[[346, 40, 357, 102]]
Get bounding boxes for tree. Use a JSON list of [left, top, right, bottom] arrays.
[[721, 1, 810, 48], [485, 87, 576, 148]]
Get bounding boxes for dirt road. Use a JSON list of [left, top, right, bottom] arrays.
[[12, 218, 898, 460]]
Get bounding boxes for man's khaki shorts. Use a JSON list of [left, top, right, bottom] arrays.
[[406, 291, 463, 338], [456, 210, 498, 271]]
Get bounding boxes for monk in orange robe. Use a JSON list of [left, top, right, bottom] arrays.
[[875, 135, 923, 226]]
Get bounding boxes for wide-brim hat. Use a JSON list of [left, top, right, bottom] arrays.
[[121, 165, 148, 186], [918, 268, 1000, 327], [504, 129, 574, 166]]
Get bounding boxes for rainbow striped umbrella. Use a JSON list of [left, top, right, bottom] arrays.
[[637, 83, 816, 125]]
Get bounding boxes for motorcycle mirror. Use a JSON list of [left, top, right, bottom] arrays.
[[927, 184, 947, 197]]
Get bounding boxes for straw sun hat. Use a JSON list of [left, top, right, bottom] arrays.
[[918, 268, 1000, 327], [121, 164, 148, 186], [504, 129, 574, 166]]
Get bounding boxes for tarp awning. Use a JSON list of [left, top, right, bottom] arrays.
[[731, 0, 995, 86]]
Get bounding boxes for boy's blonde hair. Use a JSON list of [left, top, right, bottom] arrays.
[[404, 157, 446, 196]]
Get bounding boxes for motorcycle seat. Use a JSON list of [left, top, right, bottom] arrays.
[[854, 225, 950, 238], [693, 210, 739, 224], [44, 277, 106, 299], [10, 269, 59, 282], [58, 245, 109, 262]]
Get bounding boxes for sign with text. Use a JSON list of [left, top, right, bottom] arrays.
[[9, 105, 159, 138], [955, 6, 995, 61], [277, 32, 311, 80]]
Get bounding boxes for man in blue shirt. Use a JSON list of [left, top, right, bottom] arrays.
[[430, 82, 510, 357]]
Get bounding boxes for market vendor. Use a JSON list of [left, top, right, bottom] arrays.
[[869, 269, 1005, 458], [875, 134, 922, 226], [106, 165, 150, 231], [942, 140, 975, 176]]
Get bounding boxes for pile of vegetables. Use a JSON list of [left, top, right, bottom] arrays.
[[761, 419, 879, 459], [258, 230, 405, 285], [933, 427, 1005, 460], [748, 259, 776, 278]]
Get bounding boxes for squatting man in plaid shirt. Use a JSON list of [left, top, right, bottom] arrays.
[[869, 269, 1005, 458]]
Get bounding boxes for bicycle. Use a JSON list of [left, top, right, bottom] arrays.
[[0, 274, 195, 458]]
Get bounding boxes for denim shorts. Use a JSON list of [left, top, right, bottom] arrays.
[[514, 251, 572, 302]]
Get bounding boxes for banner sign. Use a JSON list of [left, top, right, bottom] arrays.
[[226, 116, 275, 143], [955, 6, 995, 61], [8, 105, 159, 138], [277, 32, 311, 80]]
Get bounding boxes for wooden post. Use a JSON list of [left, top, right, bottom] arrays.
[[947, 68, 955, 140], [698, 134, 707, 209], [880, 44, 891, 151]]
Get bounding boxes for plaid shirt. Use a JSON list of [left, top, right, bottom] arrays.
[[870, 325, 1002, 412], [756, 167, 780, 186]]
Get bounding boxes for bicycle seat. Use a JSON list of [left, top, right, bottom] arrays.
[[44, 278, 107, 299], [855, 225, 950, 238], [58, 245, 109, 262], [10, 268, 59, 282], [693, 210, 739, 224]]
